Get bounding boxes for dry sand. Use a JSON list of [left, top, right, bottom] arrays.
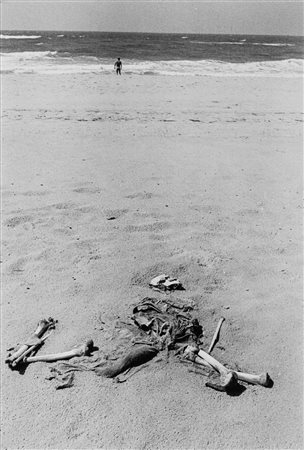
[[1, 73, 303, 449]]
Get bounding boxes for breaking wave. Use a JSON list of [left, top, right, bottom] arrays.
[[252, 43, 295, 47], [191, 41, 295, 47], [0, 34, 41, 39], [1, 51, 303, 77]]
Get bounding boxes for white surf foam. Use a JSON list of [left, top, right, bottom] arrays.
[[1, 52, 303, 77], [0, 34, 41, 39], [190, 41, 246, 45], [191, 41, 295, 47], [1, 51, 57, 63], [252, 43, 295, 47]]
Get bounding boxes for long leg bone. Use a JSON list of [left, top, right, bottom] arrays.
[[187, 346, 271, 387], [6, 318, 55, 365], [24, 340, 94, 363], [233, 371, 270, 386], [12, 332, 52, 367], [208, 317, 225, 354], [184, 345, 237, 391]]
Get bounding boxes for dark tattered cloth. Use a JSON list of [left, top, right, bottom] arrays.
[[131, 296, 202, 349], [47, 297, 203, 389]]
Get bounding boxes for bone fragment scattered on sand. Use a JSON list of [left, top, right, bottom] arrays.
[[184, 344, 237, 391], [24, 340, 94, 363], [149, 274, 184, 291], [12, 332, 52, 367], [6, 317, 56, 367], [208, 317, 225, 354], [184, 344, 271, 388]]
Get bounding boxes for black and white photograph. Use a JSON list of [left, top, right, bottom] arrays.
[[1, 0, 303, 448]]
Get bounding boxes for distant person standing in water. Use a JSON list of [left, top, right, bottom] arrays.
[[114, 58, 122, 75]]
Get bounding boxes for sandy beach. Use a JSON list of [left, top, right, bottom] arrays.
[[2, 72, 303, 449]]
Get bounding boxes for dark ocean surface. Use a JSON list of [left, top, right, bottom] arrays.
[[1, 31, 303, 76]]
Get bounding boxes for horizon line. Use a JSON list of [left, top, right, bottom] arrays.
[[1, 29, 304, 37]]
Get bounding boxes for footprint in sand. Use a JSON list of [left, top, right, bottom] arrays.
[[8, 257, 27, 274], [126, 192, 154, 200], [237, 208, 259, 216], [73, 186, 101, 194], [133, 211, 168, 219], [5, 215, 32, 228], [149, 234, 166, 241], [2, 190, 17, 198], [125, 221, 170, 233], [22, 190, 50, 197], [104, 209, 128, 220], [52, 202, 76, 210], [76, 206, 96, 214]]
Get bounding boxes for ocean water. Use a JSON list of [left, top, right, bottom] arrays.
[[1, 31, 303, 76]]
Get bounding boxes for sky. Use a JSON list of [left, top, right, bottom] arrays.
[[1, 1, 303, 36]]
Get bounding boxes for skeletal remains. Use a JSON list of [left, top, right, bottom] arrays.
[[6, 313, 272, 393], [184, 344, 271, 391], [6, 318, 56, 368], [24, 340, 94, 363], [182, 316, 271, 391], [149, 274, 184, 291]]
